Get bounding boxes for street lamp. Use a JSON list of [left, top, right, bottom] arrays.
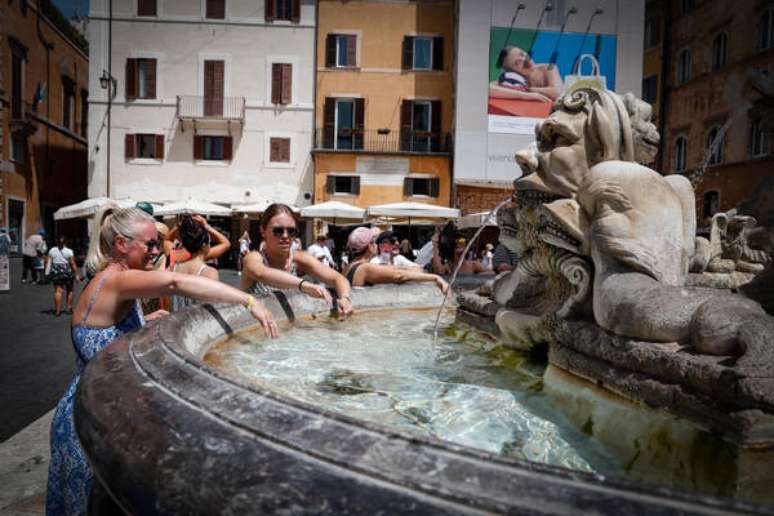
[[99, 70, 116, 99]]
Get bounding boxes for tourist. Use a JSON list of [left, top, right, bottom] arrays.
[[46, 236, 79, 316], [370, 231, 420, 269], [492, 243, 518, 273], [344, 227, 448, 293], [241, 203, 350, 313], [433, 238, 490, 275], [307, 233, 335, 268], [47, 205, 277, 516], [169, 215, 221, 312], [481, 243, 494, 271], [21, 229, 47, 284], [399, 239, 417, 261], [238, 230, 251, 276], [166, 216, 230, 270]]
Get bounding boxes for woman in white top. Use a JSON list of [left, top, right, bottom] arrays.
[[170, 215, 221, 312], [47, 236, 79, 316]]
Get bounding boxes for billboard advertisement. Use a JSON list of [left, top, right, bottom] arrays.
[[488, 27, 617, 134]]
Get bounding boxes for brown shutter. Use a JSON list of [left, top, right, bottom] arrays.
[[430, 177, 440, 197], [431, 100, 441, 151], [271, 63, 282, 104], [291, 0, 300, 23], [281, 138, 290, 162], [265, 0, 275, 21], [346, 35, 357, 67], [146, 59, 157, 99], [325, 35, 337, 67], [155, 134, 164, 159], [125, 134, 135, 159], [432, 37, 443, 70], [326, 175, 335, 194], [126, 59, 137, 100], [400, 100, 412, 151], [207, 0, 225, 19], [223, 136, 233, 160], [194, 135, 203, 160], [138, 0, 157, 16], [323, 97, 335, 148], [354, 98, 365, 150], [281, 63, 292, 104], [352, 176, 360, 195], [403, 178, 413, 196], [204, 60, 224, 116], [402, 36, 414, 70], [270, 138, 280, 161]]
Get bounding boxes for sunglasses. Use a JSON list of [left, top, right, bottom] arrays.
[[271, 225, 298, 238], [140, 238, 161, 250]]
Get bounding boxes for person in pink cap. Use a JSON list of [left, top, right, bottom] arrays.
[[343, 227, 448, 293]]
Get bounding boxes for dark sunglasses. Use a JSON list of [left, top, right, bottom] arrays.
[[271, 225, 298, 238], [139, 238, 161, 250]]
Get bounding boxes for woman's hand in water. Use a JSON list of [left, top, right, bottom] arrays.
[[435, 276, 449, 295], [249, 300, 279, 338], [301, 281, 333, 307], [337, 296, 354, 316]]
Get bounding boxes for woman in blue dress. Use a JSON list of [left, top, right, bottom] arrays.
[[46, 205, 279, 515]]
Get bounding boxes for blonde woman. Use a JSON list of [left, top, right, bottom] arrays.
[[47, 205, 277, 516]]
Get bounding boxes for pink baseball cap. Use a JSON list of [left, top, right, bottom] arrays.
[[347, 227, 380, 253]]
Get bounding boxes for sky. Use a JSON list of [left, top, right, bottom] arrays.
[[52, 0, 88, 19]]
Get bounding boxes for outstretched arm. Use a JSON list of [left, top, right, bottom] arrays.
[[365, 265, 448, 294], [296, 251, 352, 314], [243, 252, 333, 307]]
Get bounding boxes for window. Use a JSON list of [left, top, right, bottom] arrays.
[[325, 34, 356, 68], [322, 97, 364, 150], [269, 137, 290, 162], [11, 133, 26, 164], [271, 63, 292, 105], [80, 90, 88, 138], [265, 0, 299, 22], [125, 58, 157, 100], [203, 60, 224, 116], [400, 99, 442, 152], [125, 133, 165, 160], [703, 191, 720, 218], [137, 0, 157, 16], [711, 33, 727, 71], [10, 40, 27, 120], [751, 117, 770, 157], [644, 16, 660, 49], [206, 0, 225, 19], [705, 126, 724, 166], [326, 175, 360, 196], [402, 36, 444, 71], [194, 135, 233, 161], [62, 76, 75, 130], [673, 135, 688, 172], [642, 75, 658, 104], [758, 8, 774, 51], [677, 49, 691, 85], [404, 177, 440, 198]]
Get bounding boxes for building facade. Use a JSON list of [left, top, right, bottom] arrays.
[[88, 0, 316, 211], [454, 0, 645, 214], [1, 0, 89, 252], [659, 0, 774, 228], [312, 0, 455, 210]]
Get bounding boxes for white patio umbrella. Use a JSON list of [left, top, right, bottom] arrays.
[[458, 211, 497, 229], [366, 201, 460, 222], [300, 201, 365, 224], [54, 197, 136, 221], [232, 201, 300, 214], [154, 200, 233, 217]]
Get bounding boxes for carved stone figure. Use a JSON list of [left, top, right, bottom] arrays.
[[706, 211, 771, 274]]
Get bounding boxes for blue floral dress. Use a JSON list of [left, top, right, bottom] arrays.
[[46, 274, 144, 515]]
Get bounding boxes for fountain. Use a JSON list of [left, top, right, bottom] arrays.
[[75, 87, 774, 513]]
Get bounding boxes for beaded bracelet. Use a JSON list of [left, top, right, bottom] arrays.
[[298, 279, 306, 292]]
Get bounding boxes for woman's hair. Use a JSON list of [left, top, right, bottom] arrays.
[[85, 204, 154, 276], [259, 203, 297, 230], [58, 235, 67, 248], [178, 215, 210, 255]]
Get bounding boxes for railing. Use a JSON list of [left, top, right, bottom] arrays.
[[176, 96, 245, 121], [314, 128, 451, 154]]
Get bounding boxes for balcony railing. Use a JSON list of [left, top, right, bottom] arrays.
[[176, 96, 245, 121], [314, 128, 451, 154]]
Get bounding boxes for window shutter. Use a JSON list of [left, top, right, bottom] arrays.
[[402, 36, 414, 70], [431, 100, 441, 151], [432, 37, 443, 70], [325, 35, 336, 67], [138, 0, 157, 16], [403, 178, 413, 196], [346, 35, 357, 67], [323, 97, 335, 149], [271, 63, 282, 104], [265, 0, 275, 21], [354, 98, 365, 150], [194, 135, 203, 160], [281, 138, 290, 162], [207, 0, 225, 19], [326, 175, 335, 194], [281, 63, 292, 104], [270, 138, 280, 161], [400, 100, 412, 151], [223, 136, 233, 160], [155, 134, 164, 160], [291, 0, 300, 22], [126, 59, 137, 100], [125, 134, 135, 159], [430, 177, 440, 198], [352, 176, 361, 195], [146, 59, 157, 99]]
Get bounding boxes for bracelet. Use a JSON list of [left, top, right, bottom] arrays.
[[244, 295, 256, 310], [298, 279, 306, 292]]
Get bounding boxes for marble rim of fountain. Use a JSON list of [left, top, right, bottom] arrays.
[[74, 283, 764, 514]]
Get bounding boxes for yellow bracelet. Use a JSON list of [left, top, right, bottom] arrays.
[[244, 295, 256, 309]]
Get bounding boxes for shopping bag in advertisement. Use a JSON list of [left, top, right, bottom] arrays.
[[564, 54, 607, 93]]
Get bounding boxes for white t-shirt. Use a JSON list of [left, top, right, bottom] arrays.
[[48, 246, 74, 265], [370, 254, 418, 269], [307, 243, 334, 267], [239, 239, 250, 254]]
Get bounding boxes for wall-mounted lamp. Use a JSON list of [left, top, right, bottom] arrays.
[[99, 69, 117, 99]]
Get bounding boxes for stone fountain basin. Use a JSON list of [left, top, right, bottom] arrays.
[[75, 284, 758, 514]]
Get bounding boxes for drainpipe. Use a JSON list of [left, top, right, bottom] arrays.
[[106, 0, 113, 198], [657, 0, 671, 174], [37, 3, 54, 237]]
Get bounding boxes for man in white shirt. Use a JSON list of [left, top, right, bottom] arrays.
[[307, 234, 335, 268], [370, 231, 420, 269], [22, 229, 47, 284]]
